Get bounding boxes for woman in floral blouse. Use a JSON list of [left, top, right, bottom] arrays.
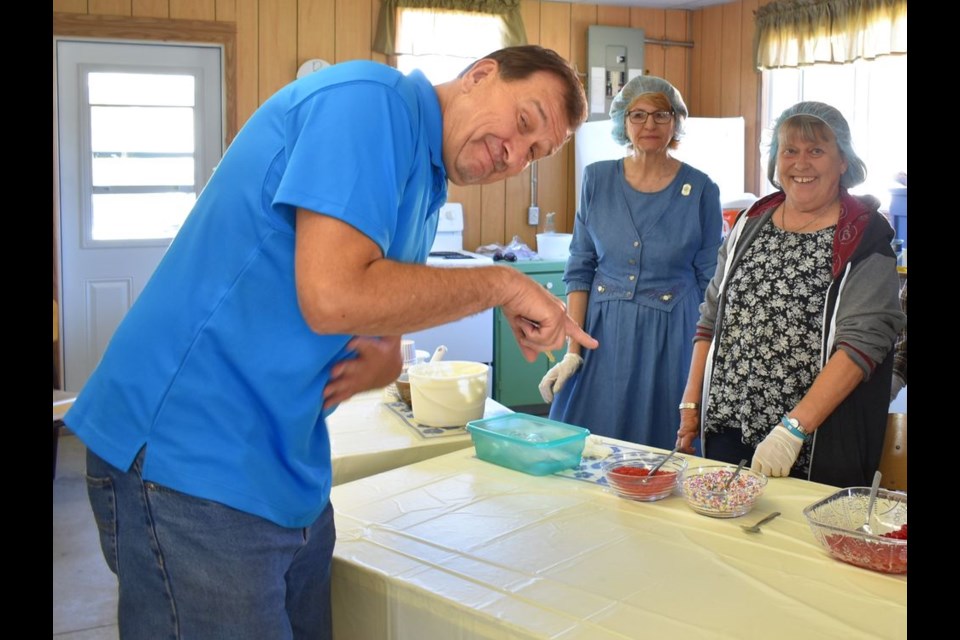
[[676, 102, 905, 487]]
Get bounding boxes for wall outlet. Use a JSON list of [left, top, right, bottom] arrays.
[[528, 205, 540, 226]]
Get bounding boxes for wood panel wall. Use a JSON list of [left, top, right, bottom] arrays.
[[52, 0, 765, 250], [690, 0, 767, 199]]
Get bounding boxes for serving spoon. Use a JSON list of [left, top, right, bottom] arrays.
[[723, 459, 748, 491], [518, 316, 556, 363], [642, 444, 680, 483], [856, 470, 883, 535]]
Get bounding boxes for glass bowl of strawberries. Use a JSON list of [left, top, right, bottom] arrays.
[[803, 486, 907, 574], [602, 451, 687, 502]]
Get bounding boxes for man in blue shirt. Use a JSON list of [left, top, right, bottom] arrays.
[[66, 45, 596, 639]]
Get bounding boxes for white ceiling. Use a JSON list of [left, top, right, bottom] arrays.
[[549, 1, 734, 9]]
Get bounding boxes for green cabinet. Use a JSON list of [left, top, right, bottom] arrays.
[[493, 261, 568, 411]]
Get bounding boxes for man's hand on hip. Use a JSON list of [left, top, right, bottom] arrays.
[[323, 336, 403, 409]]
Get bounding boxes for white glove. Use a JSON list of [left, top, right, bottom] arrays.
[[890, 374, 906, 402], [750, 424, 804, 477], [538, 353, 583, 403]]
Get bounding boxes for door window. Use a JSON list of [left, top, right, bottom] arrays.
[[87, 71, 199, 241]]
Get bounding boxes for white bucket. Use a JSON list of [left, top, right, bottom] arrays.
[[407, 361, 489, 427], [536, 233, 573, 261]]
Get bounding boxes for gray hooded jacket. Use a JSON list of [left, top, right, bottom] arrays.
[[695, 189, 905, 486]]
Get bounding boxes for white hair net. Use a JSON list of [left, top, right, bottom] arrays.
[[767, 101, 867, 189], [609, 75, 688, 147]]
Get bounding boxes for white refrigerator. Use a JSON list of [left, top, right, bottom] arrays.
[[574, 116, 753, 211]]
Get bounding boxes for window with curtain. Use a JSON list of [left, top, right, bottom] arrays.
[[755, 0, 907, 211], [374, 0, 526, 84], [754, 0, 906, 68], [394, 9, 506, 82]]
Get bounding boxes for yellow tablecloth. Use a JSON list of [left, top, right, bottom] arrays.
[[327, 389, 510, 486], [53, 390, 77, 422], [330, 437, 906, 640]]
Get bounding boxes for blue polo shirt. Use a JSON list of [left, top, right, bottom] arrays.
[[65, 61, 447, 527]]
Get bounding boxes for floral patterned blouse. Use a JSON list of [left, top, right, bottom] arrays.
[[703, 221, 834, 476]]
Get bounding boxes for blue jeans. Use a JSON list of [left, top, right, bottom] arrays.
[[85, 448, 335, 640]]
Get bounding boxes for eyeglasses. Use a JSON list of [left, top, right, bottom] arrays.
[[626, 110, 674, 125]]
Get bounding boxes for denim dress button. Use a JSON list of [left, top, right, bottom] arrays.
[[597, 285, 605, 293], [660, 293, 673, 302]]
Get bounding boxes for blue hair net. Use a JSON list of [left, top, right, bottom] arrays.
[[609, 75, 688, 147], [767, 101, 867, 189]]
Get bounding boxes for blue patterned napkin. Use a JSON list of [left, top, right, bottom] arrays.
[[555, 440, 648, 486]]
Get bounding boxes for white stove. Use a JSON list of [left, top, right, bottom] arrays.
[[427, 250, 491, 264], [408, 203, 495, 367], [425, 203, 494, 267]]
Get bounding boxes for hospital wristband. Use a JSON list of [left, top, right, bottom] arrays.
[[781, 416, 811, 441]]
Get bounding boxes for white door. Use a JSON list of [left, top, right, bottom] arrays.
[[56, 39, 223, 392]]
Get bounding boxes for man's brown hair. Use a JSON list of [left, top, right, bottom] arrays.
[[461, 45, 587, 131]]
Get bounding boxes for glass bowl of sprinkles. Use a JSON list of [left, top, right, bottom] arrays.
[[680, 464, 768, 518]]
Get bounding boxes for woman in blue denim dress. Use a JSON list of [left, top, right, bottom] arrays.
[[539, 75, 722, 449]]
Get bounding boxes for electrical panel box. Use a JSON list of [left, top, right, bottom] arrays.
[[586, 25, 645, 122]]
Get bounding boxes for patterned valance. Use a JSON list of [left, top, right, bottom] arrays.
[[754, 0, 906, 69]]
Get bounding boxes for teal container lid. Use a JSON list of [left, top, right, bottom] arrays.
[[467, 413, 589, 445]]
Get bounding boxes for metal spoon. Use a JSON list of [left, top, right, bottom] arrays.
[[518, 317, 556, 363], [856, 470, 883, 535], [643, 444, 680, 483], [723, 459, 748, 491], [741, 511, 781, 534]]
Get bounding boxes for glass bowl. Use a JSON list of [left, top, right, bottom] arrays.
[[394, 373, 412, 406], [680, 464, 768, 518], [602, 451, 687, 502], [803, 487, 907, 574]]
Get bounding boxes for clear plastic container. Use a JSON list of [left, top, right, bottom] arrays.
[[536, 232, 573, 261], [466, 414, 589, 476]]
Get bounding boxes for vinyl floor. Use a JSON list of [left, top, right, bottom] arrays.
[[53, 433, 119, 639]]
